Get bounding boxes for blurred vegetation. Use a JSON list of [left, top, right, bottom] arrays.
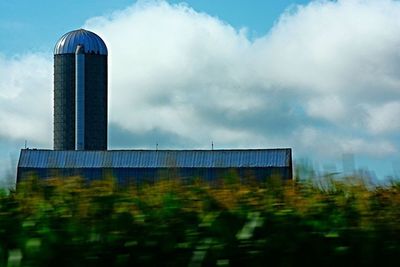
[[1, 175, 400, 266]]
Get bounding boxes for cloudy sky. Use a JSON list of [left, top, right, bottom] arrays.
[[1, 0, 400, 181]]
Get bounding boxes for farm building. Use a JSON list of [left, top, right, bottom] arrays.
[[17, 149, 293, 183], [16, 29, 293, 183]]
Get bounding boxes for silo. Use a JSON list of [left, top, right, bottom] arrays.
[[53, 29, 108, 150]]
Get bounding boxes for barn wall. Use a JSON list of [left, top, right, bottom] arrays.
[[17, 167, 292, 184]]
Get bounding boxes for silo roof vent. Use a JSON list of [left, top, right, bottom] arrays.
[[54, 29, 108, 55]]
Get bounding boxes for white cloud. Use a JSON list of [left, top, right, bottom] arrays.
[[295, 126, 396, 158], [0, 53, 52, 145], [84, 1, 262, 146], [256, 0, 400, 96], [0, 0, 399, 164], [83, 0, 400, 155], [306, 95, 346, 123], [366, 101, 400, 134]]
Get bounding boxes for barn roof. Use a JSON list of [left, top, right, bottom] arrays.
[[18, 149, 292, 169]]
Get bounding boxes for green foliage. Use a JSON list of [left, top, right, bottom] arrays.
[[0, 176, 399, 266]]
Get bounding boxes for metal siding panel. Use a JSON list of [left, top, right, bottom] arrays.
[[54, 153, 63, 168], [192, 152, 198, 168], [85, 152, 91, 167], [127, 151, 133, 167], [121, 151, 127, 167], [45, 151, 53, 168], [95, 152, 101, 167], [193, 151, 199, 167], [130, 151, 136, 167], [62, 151, 69, 168], [156, 151, 161, 168], [46, 151, 53, 168], [45, 151, 52, 168], [93, 152, 99, 168], [24, 150, 31, 167], [203, 152, 209, 168], [201, 152, 206, 168], [87, 152, 94, 168], [124, 151, 131, 167], [38, 152, 46, 168], [247, 151, 253, 167], [71, 151, 77, 168], [22, 150, 29, 167], [17, 149, 291, 169], [102, 151, 109, 167], [156, 151, 161, 167], [60, 151, 68, 168], [64, 151, 71, 168], [114, 152, 119, 168], [32, 151, 39, 168], [18, 151, 25, 167], [149, 151, 155, 167], [137, 152, 143, 167], [118, 152, 124, 167], [86, 151, 95, 168], [141, 152, 147, 167], [98, 151, 104, 167], [145, 152, 150, 167], [50, 151, 57, 168], [77, 151, 83, 168], [80, 151, 86, 168], [248, 151, 253, 167], [178, 151, 183, 167], [228, 151, 233, 167], [109, 151, 115, 167], [258, 150, 263, 166], [54, 151, 61, 168], [40, 153, 51, 168], [161, 151, 167, 167], [76, 151, 82, 167], [113, 151, 120, 167], [31, 151, 36, 167], [132, 151, 138, 167], [239, 151, 245, 167], [107, 151, 114, 168]]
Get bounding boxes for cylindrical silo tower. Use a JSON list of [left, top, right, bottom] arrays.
[[53, 29, 108, 150]]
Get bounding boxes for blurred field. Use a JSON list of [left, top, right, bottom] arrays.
[[1, 175, 400, 266]]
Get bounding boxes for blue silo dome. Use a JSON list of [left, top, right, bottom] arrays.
[[54, 29, 108, 55]]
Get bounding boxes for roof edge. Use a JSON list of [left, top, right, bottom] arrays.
[[20, 148, 292, 152]]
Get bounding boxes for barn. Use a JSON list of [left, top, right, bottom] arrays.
[[17, 149, 293, 183], [16, 29, 293, 184]]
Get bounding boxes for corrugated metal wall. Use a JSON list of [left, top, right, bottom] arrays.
[[18, 149, 291, 168], [17, 149, 293, 183]]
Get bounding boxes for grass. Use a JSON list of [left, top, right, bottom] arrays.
[[0, 175, 399, 266]]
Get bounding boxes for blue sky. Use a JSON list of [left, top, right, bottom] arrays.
[[1, 0, 400, 182], [0, 0, 309, 55]]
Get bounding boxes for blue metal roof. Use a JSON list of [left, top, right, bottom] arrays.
[[54, 29, 108, 55], [18, 149, 291, 169]]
